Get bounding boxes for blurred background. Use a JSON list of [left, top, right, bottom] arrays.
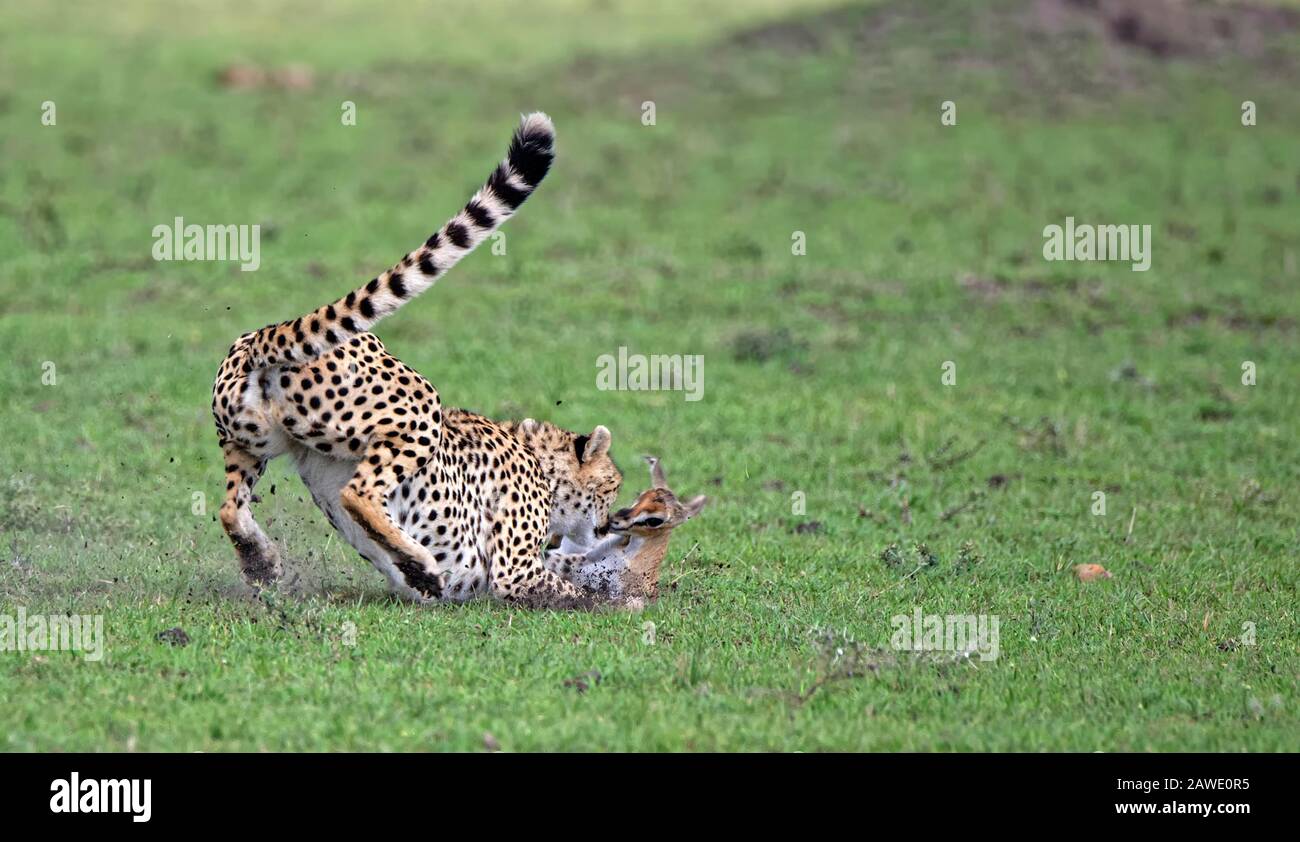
[[0, 1, 1297, 750]]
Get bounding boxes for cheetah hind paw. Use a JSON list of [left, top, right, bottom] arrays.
[[234, 533, 284, 587]]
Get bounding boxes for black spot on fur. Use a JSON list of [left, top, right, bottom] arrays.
[[508, 122, 555, 187], [464, 200, 495, 229], [445, 222, 470, 248], [389, 273, 407, 298], [486, 163, 527, 209]]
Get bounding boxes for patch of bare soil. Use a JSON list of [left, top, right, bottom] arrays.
[[216, 63, 315, 91], [729, 0, 1300, 91], [1043, 0, 1298, 60], [740, 0, 1296, 59]]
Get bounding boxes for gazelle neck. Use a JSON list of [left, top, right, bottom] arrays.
[[622, 530, 673, 599]]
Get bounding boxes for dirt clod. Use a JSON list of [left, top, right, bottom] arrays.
[[156, 627, 190, 647], [563, 670, 603, 693], [731, 327, 806, 363]]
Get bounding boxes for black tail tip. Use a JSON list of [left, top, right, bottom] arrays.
[[509, 112, 556, 186]]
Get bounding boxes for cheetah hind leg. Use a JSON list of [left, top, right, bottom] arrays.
[[338, 441, 447, 601], [291, 446, 426, 601], [219, 445, 284, 586]]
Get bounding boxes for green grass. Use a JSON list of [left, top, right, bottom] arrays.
[[1, 0, 1297, 751]]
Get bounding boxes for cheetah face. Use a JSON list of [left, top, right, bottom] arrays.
[[551, 426, 623, 544]]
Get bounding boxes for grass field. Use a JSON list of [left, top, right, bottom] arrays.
[[1, 0, 1297, 751]]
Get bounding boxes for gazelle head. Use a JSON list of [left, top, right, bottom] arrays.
[[604, 456, 708, 538]]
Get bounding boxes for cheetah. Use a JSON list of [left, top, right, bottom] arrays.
[[211, 113, 624, 607]]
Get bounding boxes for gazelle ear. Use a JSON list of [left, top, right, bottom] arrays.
[[645, 455, 667, 489], [579, 425, 611, 463], [681, 495, 708, 520]]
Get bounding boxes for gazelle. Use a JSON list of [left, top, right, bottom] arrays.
[[546, 456, 707, 604]]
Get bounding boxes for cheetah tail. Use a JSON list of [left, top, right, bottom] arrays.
[[239, 112, 556, 371]]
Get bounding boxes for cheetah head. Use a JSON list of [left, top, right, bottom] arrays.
[[515, 419, 623, 545]]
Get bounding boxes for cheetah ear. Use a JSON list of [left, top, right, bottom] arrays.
[[579, 425, 611, 463], [519, 418, 541, 438], [681, 495, 708, 520]]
